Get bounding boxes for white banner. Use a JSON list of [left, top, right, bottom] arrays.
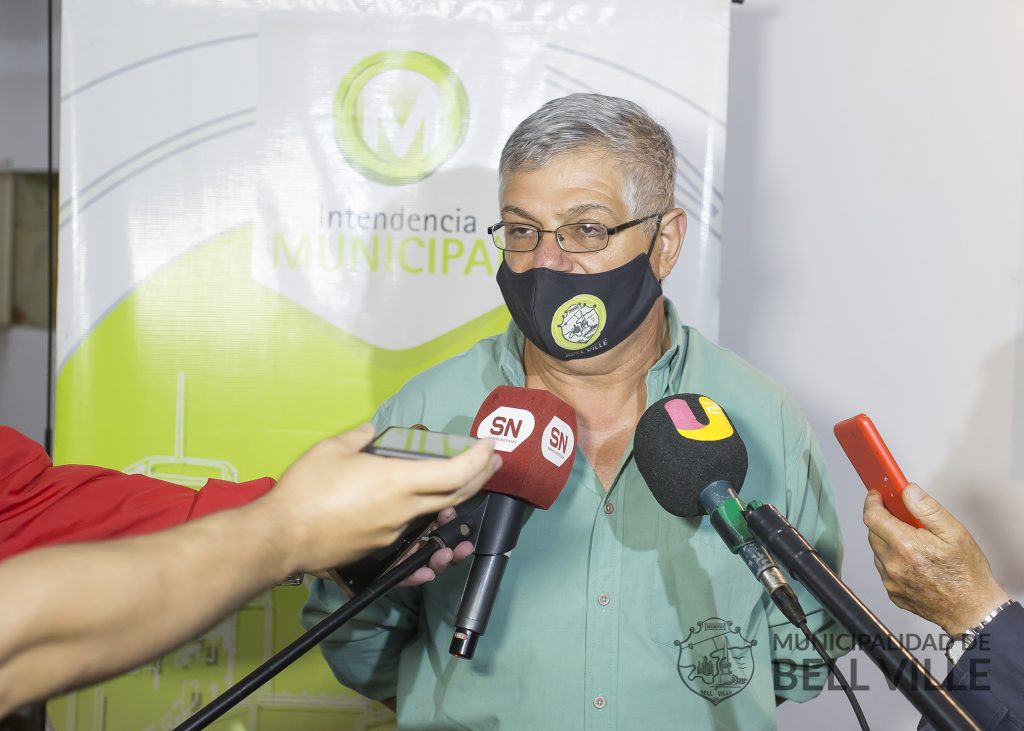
[[54, 1, 732, 728]]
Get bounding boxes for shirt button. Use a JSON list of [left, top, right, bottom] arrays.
[[593, 695, 607, 710], [603, 502, 615, 515], [597, 593, 611, 606]]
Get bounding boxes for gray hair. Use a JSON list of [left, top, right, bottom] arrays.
[[498, 93, 676, 217]]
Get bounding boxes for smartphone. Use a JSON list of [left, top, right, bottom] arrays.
[[833, 414, 923, 528], [363, 425, 480, 460], [330, 426, 479, 594]]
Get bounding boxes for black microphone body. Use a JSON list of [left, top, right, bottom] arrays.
[[746, 502, 980, 731], [449, 494, 530, 658]]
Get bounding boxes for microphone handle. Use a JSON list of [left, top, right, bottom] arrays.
[[701, 481, 807, 626], [450, 553, 509, 658], [745, 502, 980, 731], [474, 493, 531, 554], [450, 494, 530, 659]]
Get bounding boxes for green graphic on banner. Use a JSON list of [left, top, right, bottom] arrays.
[[334, 51, 470, 185], [50, 225, 509, 730]]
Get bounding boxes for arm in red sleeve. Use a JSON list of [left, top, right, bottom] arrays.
[[0, 426, 274, 561]]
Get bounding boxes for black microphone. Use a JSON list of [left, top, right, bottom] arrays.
[[634, 393, 806, 626], [745, 503, 979, 731], [449, 386, 577, 659], [635, 393, 978, 731]]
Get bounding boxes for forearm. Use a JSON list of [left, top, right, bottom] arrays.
[[0, 500, 295, 714]]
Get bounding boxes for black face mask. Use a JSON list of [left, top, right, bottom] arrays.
[[496, 253, 663, 360]]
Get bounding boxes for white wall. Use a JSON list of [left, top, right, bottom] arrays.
[[0, 0, 51, 446], [0, 0, 50, 170], [722, 1, 1024, 728], [0, 326, 48, 444]]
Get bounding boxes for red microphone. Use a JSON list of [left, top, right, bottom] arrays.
[[450, 385, 577, 658]]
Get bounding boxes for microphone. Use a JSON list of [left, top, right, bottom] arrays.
[[634, 393, 806, 626], [449, 385, 577, 659], [635, 394, 979, 730]]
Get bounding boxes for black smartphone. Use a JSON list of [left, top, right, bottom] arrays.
[[362, 426, 479, 460], [330, 427, 479, 594]]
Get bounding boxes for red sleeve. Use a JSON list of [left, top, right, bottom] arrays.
[[0, 426, 274, 561]]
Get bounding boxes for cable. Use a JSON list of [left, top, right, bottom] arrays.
[[797, 621, 870, 731]]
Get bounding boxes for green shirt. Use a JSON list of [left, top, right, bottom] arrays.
[[303, 300, 847, 730]]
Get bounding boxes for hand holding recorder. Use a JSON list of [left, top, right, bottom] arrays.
[[862, 482, 1011, 638], [0, 425, 500, 716]]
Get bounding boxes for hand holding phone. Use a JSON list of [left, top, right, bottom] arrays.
[[330, 426, 480, 594], [834, 414, 923, 528]]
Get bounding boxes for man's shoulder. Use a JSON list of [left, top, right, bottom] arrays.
[[402, 332, 508, 393], [374, 333, 510, 430], [682, 327, 796, 413]]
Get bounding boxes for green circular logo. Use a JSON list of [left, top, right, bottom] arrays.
[[551, 294, 607, 350], [334, 51, 469, 186]]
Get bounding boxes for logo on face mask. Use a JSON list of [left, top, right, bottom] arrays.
[[550, 294, 607, 350]]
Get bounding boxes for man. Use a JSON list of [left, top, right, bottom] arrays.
[[0, 425, 498, 715], [304, 93, 847, 729], [863, 483, 1023, 730]]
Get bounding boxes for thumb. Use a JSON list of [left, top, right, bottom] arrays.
[[902, 482, 959, 541], [330, 423, 376, 453]]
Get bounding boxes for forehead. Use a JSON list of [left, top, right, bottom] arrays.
[[500, 150, 628, 217]]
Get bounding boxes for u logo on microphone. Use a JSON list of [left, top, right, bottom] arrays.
[[664, 396, 735, 442]]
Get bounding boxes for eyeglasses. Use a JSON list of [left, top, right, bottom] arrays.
[[487, 212, 662, 254]]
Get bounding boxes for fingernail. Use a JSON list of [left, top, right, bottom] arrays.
[[356, 422, 374, 432], [903, 483, 924, 503], [490, 454, 502, 471]]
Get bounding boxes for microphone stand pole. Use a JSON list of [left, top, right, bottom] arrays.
[[174, 499, 488, 731], [745, 502, 980, 731]]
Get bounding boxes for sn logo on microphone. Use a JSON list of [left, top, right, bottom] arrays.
[[477, 407, 535, 452], [541, 416, 575, 467]]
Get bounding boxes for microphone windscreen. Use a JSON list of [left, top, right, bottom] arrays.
[[634, 393, 748, 518], [471, 386, 577, 509]]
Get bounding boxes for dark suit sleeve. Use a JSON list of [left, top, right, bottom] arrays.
[[918, 602, 1024, 731]]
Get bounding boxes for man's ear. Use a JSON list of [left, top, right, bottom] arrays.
[[653, 208, 686, 280]]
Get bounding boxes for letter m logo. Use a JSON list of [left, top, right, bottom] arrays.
[[361, 73, 439, 159], [334, 51, 469, 186]]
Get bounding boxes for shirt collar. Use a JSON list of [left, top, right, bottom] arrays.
[[498, 319, 527, 386], [645, 298, 688, 405]]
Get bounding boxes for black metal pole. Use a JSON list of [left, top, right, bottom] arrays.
[[174, 540, 441, 731], [175, 498, 487, 731], [746, 503, 980, 731]]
